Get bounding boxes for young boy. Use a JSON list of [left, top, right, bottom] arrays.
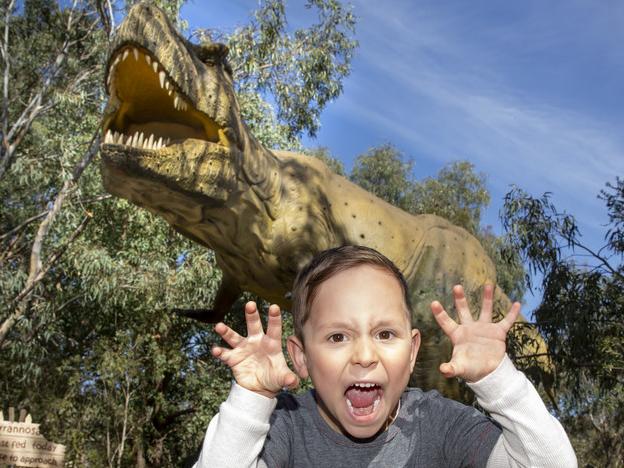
[[194, 245, 576, 467]]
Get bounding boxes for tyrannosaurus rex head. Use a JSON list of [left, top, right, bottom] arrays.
[[100, 2, 258, 221]]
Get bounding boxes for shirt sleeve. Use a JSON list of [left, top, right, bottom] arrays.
[[193, 382, 276, 468], [468, 355, 578, 468]]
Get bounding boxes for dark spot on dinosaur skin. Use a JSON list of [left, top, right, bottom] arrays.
[[291, 227, 297, 232], [299, 206, 303, 211], [344, 202, 348, 206], [352, 214, 356, 218], [378, 221, 382, 225], [360, 234, 365, 239]]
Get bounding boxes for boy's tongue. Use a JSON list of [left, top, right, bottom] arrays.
[[345, 386, 380, 408]]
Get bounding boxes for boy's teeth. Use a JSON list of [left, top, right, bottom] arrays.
[[354, 383, 376, 388]]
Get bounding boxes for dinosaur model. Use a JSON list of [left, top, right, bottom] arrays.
[[100, 3, 548, 400]]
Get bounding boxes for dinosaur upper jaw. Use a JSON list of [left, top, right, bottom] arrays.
[[100, 42, 243, 209], [101, 45, 234, 151]]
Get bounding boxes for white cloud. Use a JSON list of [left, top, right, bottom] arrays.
[[330, 0, 624, 240]]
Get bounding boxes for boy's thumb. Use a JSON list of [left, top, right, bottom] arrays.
[[282, 372, 299, 390]]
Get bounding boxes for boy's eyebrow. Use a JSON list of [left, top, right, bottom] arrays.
[[371, 318, 406, 329], [318, 318, 406, 331], [318, 320, 355, 331]]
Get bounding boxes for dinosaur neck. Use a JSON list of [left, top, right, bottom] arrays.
[[239, 130, 282, 220]]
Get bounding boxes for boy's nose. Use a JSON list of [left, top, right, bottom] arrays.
[[351, 338, 378, 367]]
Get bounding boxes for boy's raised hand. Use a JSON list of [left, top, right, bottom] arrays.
[[212, 301, 299, 399], [430, 284, 520, 383]]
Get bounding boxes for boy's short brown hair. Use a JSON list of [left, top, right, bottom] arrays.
[[291, 245, 412, 343]]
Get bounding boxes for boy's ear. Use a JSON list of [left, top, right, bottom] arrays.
[[409, 329, 421, 373], [287, 335, 309, 379]]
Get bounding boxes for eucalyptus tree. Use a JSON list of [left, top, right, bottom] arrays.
[[502, 180, 624, 467], [0, 0, 358, 464]]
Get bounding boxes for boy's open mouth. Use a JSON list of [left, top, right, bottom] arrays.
[[345, 383, 383, 417]]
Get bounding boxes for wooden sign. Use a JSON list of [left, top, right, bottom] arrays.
[[0, 408, 65, 468]]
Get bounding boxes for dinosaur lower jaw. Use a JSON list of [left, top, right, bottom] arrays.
[[102, 45, 234, 153]]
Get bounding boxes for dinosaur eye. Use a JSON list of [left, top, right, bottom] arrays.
[[197, 42, 229, 64]]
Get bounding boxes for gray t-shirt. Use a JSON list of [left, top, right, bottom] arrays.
[[260, 387, 502, 468]]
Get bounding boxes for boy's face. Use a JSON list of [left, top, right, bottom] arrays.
[[287, 265, 420, 439]]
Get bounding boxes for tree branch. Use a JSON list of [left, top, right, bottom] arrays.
[[0, 131, 100, 347], [0, 194, 111, 241], [0, 1, 96, 181], [1, 0, 15, 141]]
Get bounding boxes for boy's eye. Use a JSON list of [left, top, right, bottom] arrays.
[[377, 330, 394, 340], [328, 333, 346, 343]]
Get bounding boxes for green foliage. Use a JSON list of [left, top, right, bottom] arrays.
[[237, 91, 302, 150], [305, 146, 346, 176], [216, 0, 357, 139], [411, 161, 490, 236], [349, 143, 415, 211], [502, 182, 624, 466]]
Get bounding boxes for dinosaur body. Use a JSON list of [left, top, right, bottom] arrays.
[[100, 3, 546, 399]]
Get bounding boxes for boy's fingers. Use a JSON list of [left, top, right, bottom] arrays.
[[453, 285, 473, 323], [281, 371, 299, 390], [500, 302, 521, 332], [479, 283, 494, 323], [439, 361, 459, 378], [244, 301, 263, 336], [266, 304, 283, 340], [212, 346, 243, 368], [431, 301, 459, 336], [211, 346, 230, 364], [214, 322, 244, 348]]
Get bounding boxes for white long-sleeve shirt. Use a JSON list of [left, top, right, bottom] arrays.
[[194, 355, 577, 467]]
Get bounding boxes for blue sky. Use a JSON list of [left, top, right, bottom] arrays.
[[181, 0, 623, 306]]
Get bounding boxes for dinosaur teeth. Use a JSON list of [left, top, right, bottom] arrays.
[[173, 93, 188, 112], [159, 71, 166, 89], [152, 61, 159, 73], [104, 131, 170, 150], [145, 55, 151, 66], [122, 49, 129, 61], [133, 47, 139, 61]]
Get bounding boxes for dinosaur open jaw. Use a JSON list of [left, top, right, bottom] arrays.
[[103, 45, 230, 151]]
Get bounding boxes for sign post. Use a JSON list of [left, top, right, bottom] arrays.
[[0, 409, 65, 468]]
